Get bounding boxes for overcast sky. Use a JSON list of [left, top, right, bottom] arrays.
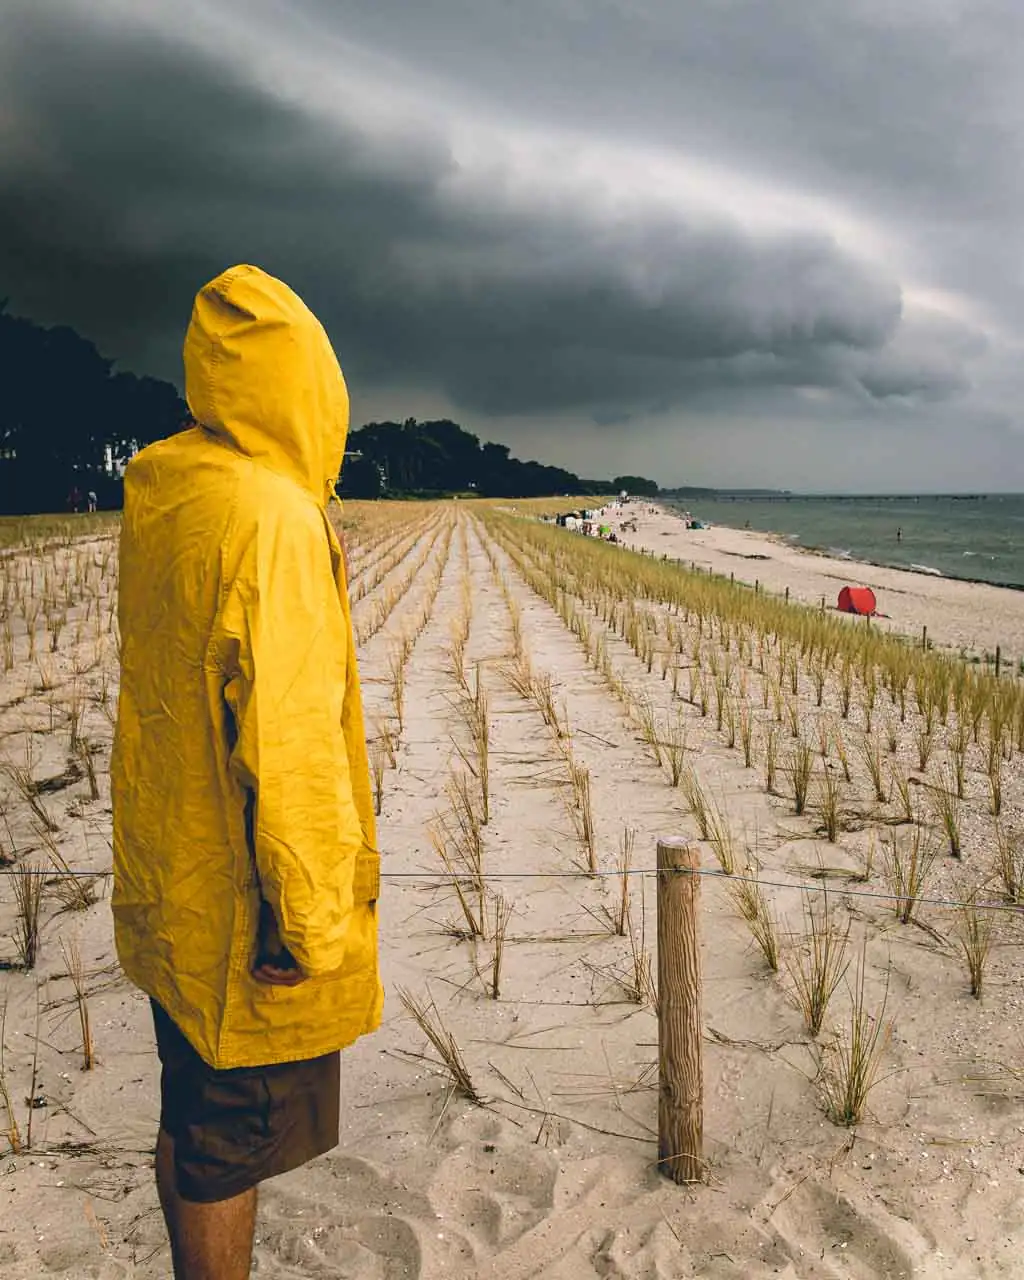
[[2, 0, 1022, 490]]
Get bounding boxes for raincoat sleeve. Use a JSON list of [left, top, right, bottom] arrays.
[[221, 501, 363, 978]]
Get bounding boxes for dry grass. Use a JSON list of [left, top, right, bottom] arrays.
[[704, 792, 738, 875], [740, 705, 754, 768], [932, 769, 963, 858], [790, 739, 815, 816], [376, 717, 398, 769], [388, 646, 407, 735], [832, 725, 852, 783], [816, 767, 842, 842], [76, 741, 100, 802], [729, 868, 781, 971], [397, 987, 480, 1102], [955, 893, 994, 999], [860, 735, 888, 805], [855, 831, 877, 883], [987, 747, 1003, 818], [625, 911, 657, 1010], [430, 771, 487, 938], [994, 824, 1024, 903], [663, 713, 688, 787], [38, 828, 98, 912], [0, 1000, 22, 1153], [370, 739, 387, 817], [567, 759, 597, 872], [764, 723, 779, 794], [534, 673, 562, 736], [819, 942, 893, 1127], [430, 825, 483, 940], [65, 680, 84, 752], [681, 768, 711, 840], [788, 887, 851, 1037], [916, 723, 935, 772], [469, 665, 491, 824], [883, 825, 936, 924], [11, 863, 44, 969], [613, 826, 635, 936], [504, 650, 534, 700], [635, 695, 663, 766], [60, 937, 94, 1070], [890, 761, 914, 824], [949, 731, 968, 799], [2, 748, 58, 833]]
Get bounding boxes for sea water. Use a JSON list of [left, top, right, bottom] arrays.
[[664, 494, 1024, 590]]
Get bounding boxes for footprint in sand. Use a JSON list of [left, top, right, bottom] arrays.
[[8, 1239, 133, 1280], [430, 1139, 560, 1250], [421, 1109, 566, 1254], [253, 1208, 425, 1279], [253, 1155, 476, 1278], [765, 1177, 927, 1279]]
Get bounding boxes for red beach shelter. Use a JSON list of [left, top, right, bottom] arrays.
[[837, 585, 876, 616]]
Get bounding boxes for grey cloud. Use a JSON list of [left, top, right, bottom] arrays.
[[0, 0, 1013, 492], [0, 2, 982, 426], [315, 0, 1024, 324]]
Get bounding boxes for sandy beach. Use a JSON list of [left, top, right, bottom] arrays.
[[607, 503, 1024, 664], [2, 505, 1024, 1279]]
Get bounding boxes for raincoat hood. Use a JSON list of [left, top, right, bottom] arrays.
[[184, 264, 348, 504]]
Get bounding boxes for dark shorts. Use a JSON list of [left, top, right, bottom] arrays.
[[151, 999, 340, 1203]]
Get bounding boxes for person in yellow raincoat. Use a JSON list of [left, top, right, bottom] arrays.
[[111, 264, 382, 1279]]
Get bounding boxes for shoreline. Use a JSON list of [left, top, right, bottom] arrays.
[[789, 539, 1024, 594], [597, 501, 1024, 661], [658, 499, 1023, 594], [657, 499, 1024, 594]]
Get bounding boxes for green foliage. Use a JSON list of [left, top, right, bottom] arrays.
[[612, 474, 659, 496], [343, 418, 583, 499], [0, 306, 187, 514]]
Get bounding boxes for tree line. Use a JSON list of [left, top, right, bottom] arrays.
[[0, 307, 658, 513], [0, 304, 189, 514], [340, 419, 658, 500]]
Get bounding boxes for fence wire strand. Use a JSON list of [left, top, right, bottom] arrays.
[[1, 861, 1021, 914]]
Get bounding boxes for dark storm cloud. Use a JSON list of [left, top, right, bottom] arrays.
[[0, 0, 989, 437], [314, 0, 1024, 328]]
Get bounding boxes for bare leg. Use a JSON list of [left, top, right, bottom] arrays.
[[156, 1128, 183, 1274], [155, 1127, 258, 1280]]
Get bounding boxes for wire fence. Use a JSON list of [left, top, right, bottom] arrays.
[[1, 860, 1021, 914]]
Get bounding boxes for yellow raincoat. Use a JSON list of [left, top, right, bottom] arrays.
[[111, 264, 382, 1069]]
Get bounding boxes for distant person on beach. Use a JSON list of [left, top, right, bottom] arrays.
[[111, 264, 381, 1280], [897, 526, 903, 543]]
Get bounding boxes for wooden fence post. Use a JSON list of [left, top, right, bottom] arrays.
[[996, 646, 1002, 678], [785, 586, 790, 604], [922, 625, 928, 651], [657, 838, 703, 1184]]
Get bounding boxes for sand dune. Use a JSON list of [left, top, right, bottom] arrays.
[[2, 506, 1024, 1278]]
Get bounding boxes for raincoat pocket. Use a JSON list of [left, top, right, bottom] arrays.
[[353, 848, 380, 906]]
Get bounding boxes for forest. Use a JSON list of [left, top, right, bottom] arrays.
[[0, 307, 657, 512]]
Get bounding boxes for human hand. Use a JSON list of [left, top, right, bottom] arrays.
[[252, 959, 307, 987], [254, 898, 306, 985]]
